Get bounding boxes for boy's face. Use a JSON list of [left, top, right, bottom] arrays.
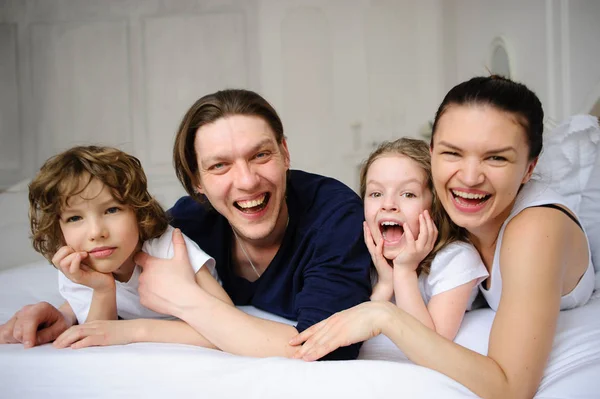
[[59, 177, 140, 279], [194, 114, 290, 245], [363, 155, 433, 260]]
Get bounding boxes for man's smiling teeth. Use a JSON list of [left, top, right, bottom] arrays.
[[236, 194, 266, 208], [452, 190, 488, 200]]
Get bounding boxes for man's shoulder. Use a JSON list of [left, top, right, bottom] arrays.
[[168, 196, 223, 235], [289, 169, 361, 209]]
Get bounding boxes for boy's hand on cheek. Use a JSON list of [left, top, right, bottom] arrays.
[[53, 246, 115, 291]]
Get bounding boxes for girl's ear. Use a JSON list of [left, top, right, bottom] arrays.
[[522, 157, 538, 184]]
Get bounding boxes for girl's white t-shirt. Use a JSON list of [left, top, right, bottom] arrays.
[[59, 225, 217, 324], [418, 241, 489, 310]]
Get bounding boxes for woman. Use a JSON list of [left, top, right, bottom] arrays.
[[290, 76, 595, 399]]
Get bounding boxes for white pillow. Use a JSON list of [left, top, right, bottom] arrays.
[[536, 115, 600, 290]]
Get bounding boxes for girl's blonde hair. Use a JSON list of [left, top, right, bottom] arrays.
[[29, 145, 169, 262], [359, 137, 467, 275]]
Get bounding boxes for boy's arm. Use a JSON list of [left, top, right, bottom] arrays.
[[194, 266, 233, 305], [85, 283, 118, 322]]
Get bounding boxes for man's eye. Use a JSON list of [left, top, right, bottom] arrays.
[[255, 151, 269, 159], [211, 163, 225, 170]]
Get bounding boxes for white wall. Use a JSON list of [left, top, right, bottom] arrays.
[[445, 0, 600, 124], [0, 0, 599, 199]]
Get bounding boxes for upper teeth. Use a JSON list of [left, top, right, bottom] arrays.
[[237, 194, 266, 208], [452, 190, 487, 199], [380, 221, 400, 226]]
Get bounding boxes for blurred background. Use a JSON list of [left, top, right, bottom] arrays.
[[1, 0, 599, 207]]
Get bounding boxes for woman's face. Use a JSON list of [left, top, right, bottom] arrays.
[[430, 105, 537, 235]]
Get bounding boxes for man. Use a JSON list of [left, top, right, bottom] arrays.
[[0, 89, 371, 360]]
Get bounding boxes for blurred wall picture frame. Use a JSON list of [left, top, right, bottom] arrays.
[[489, 36, 513, 79]]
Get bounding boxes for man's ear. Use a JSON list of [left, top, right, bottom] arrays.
[[281, 138, 291, 169], [522, 157, 538, 184]]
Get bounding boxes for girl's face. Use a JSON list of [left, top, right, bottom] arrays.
[[430, 105, 536, 236], [59, 177, 140, 280], [364, 154, 433, 260]]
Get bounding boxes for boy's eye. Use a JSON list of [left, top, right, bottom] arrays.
[[106, 207, 120, 214], [65, 215, 82, 223]]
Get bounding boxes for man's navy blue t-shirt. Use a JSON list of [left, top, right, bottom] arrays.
[[168, 169, 372, 360]]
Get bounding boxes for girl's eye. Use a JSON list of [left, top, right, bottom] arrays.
[[368, 192, 382, 198], [401, 192, 416, 198], [106, 207, 120, 214], [65, 215, 82, 223]]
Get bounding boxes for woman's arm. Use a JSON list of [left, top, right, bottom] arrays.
[[293, 208, 572, 399]]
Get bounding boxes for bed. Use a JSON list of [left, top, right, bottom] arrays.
[[1, 115, 600, 398]]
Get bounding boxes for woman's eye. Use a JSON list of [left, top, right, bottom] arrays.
[[488, 155, 507, 162], [441, 151, 459, 157]]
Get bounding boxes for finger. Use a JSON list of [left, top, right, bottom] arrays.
[[363, 223, 378, 262], [425, 210, 438, 248], [69, 253, 84, 276], [58, 252, 81, 273], [19, 318, 43, 348], [37, 318, 70, 346], [289, 319, 327, 346], [52, 246, 75, 268], [403, 223, 415, 244], [72, 335, 101, 349], [134, 251, 150, 268], [416, 213, 428, 248], [53, 326, 81, 349], [171, 228, 190, 262], [0, 316, 19, 344]]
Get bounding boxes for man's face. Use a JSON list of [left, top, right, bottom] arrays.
[[194, 115, 290, 244]]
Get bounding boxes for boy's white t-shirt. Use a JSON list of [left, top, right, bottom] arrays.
[[418, 241, 489, 310], [59, 225, 217, 324]]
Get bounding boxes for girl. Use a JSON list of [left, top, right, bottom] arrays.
[[361, 138, 488, 340], [291, 76, 595, 399], [28, 145, 232, 348]]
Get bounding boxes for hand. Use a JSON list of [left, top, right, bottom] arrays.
[[0, 302, 74, 348], [289, 301, 392, 361], [53, 246, 115, 292], [364, 222, 393, 286], [53, 320, 139, 349], [135, 228, 199, 318], [392, 211, 438, 271]]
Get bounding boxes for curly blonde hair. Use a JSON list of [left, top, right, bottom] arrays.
[[359, 137, 467, 276], [29, 146, 169, 262]]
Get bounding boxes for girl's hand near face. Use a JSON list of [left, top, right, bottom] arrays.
[[52, 246, 115, 293], [392, 211, 438, 272], [363, 222, 394, 301]]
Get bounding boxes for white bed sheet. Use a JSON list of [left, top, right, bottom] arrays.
[[1, 262, 599, 398]]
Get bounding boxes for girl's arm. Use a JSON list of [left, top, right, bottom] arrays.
[[393, 267, 477, 340], [293, 208, 574, 399]]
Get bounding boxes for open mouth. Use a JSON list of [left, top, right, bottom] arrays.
[[451, 189, 491, 207], [379, 221, 404, 243], [234, 193, 270, 213]]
